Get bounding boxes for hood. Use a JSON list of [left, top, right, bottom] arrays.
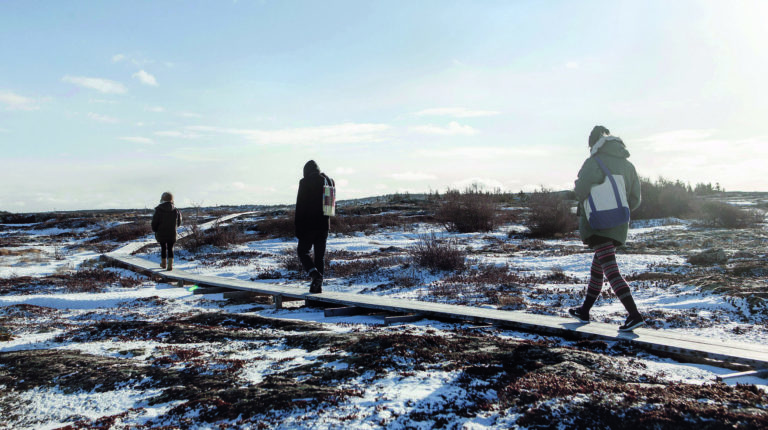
[[303, 160, 320, 178], [590, 135, 630, 159], [155, 201, 175, 212]]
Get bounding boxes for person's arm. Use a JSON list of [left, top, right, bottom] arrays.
[[151, 209, 160, 232], [176, 210, 182, 228], [574, 158, 602, 202], [628, 164, 642, 211], [295, 180, 305, 237]]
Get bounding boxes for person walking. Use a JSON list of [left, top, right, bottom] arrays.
[[569, 126, 645, 331], [295, 160, 334, 293], [151, 192, 182, 271]]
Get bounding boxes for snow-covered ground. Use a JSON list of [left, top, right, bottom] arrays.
[[1, 209, 767, 428]]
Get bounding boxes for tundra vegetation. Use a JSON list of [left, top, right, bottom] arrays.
[[1, 182, 766, 428]]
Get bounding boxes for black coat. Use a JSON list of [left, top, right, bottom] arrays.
[[152, 201, 182, 243], [295, 162, 333, 238]]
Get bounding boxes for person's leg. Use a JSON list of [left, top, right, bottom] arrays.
[[297, 235, 317, 274], [581, 247, 606, 313], [160, 242, 167, 268], [313, 232, 328, 277], [167, 241, 175, 270], [595, 242, 640, 318]]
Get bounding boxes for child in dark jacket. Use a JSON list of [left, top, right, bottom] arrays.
[[151, 192, 182, 271]]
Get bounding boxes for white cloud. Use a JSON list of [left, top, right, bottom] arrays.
[[62, 75, 127, 94], [390, 172, 437, 181], [133, 70, 158, 86], [336, 178, 350, 187], [566, 61, 580, 69], [0, 127, 8, 132], [154, 130, 201, 139], [145, 106, 165, 113], [637, 129, 718, 152], [187, 122, 391, 145], [112, 54, 126, 63], [119, 136, 154, 144], [87, 112, 119, 123], [414, 107, 500, 118], [417, 146, 550, 159], [0, 90, 39, 110], [335, 167, 357, 175], [410, 121, 477, 136], [232, 182, 246, 190]]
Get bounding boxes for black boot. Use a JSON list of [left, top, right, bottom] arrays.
[[309, 270, 323, 294]]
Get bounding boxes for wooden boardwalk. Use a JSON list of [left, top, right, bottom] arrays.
[[105, 213, 768, 370]]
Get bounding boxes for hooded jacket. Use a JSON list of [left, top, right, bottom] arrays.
[[152, 201, 182, 243], [295, 161, 333, 238], [574, 136, 641, 246]]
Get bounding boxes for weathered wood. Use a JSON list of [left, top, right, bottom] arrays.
[[384, 314, 423, 324], [192, 286, 233, 295], [222, 291, 261, 299], [324, 306, 366, 317], [273, 295, 283, 309], [103, 212, 768, 369], [717, 369, 768, 381]]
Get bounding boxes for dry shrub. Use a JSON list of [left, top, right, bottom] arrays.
[[249, 213, 295, 238], [524, 189, 577, 238], [181, 222, 249, 253], [332, 213, 419, 235], [436, 187, 497, 233], [633, 177, 696, 219], [65, 267, 142, 293], [698, 201, 764, 229], [409, 233, 466, 272], [328, 256, 404, 278], [95, 222, 152, 242]]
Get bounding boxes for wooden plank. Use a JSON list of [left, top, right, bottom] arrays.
[[717, 369, 768, 381], [384, 314, 423, 324], [222, 291, 261, 299], [324, 306, 366, 317], [191, 286, 233, 295]]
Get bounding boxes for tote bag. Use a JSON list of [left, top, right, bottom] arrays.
[[583, 156, 630, 230]]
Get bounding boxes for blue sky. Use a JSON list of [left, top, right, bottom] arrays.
[[2, 0, 768, 211]]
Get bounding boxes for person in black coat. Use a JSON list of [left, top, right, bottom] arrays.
[[151, 192, 182, 271], [295, 160, 333, 293]]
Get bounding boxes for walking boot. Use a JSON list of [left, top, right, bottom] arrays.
[[309, 270, 323, 294], [160, 258, 166, 269], [167, 258, 173, 271]]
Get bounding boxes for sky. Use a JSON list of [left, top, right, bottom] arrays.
[[2, 0, 768, 212]]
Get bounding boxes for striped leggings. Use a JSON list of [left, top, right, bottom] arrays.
[[581, 242, 639, 316]]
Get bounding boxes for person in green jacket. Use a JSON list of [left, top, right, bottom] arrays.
[[568, 125, 645, 332]]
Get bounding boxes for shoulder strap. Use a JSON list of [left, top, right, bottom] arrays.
[[592, 156, 624, 208]]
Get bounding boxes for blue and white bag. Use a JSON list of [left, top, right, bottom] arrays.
[[583, 156, 630, 230]]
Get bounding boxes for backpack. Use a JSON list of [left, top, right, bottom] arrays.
[[322, 175, 336, 216], [583, 156, 630, 230]]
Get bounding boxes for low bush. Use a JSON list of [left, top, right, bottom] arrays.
[[248, 212, 295, 238], [95, 222, 153, 242], [524, 189, 577, 238], [181, 222, 249, 252], [633, 177, 696, 219], [698, 201, 764, 229], [409, 233, 466, 272], [436, 187, 498, 233]]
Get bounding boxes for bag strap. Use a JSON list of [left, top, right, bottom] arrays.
[[322, 174, 335, 187], [591, 156, 624, 208]]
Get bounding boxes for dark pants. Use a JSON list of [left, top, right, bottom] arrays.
[[160, 241, 175, 259], [297, 230, 328, 276]]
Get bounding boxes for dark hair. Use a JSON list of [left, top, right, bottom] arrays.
[[588, 125, 610, 147]]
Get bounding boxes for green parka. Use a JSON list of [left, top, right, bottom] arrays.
[[574, 136, 641, 247]]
